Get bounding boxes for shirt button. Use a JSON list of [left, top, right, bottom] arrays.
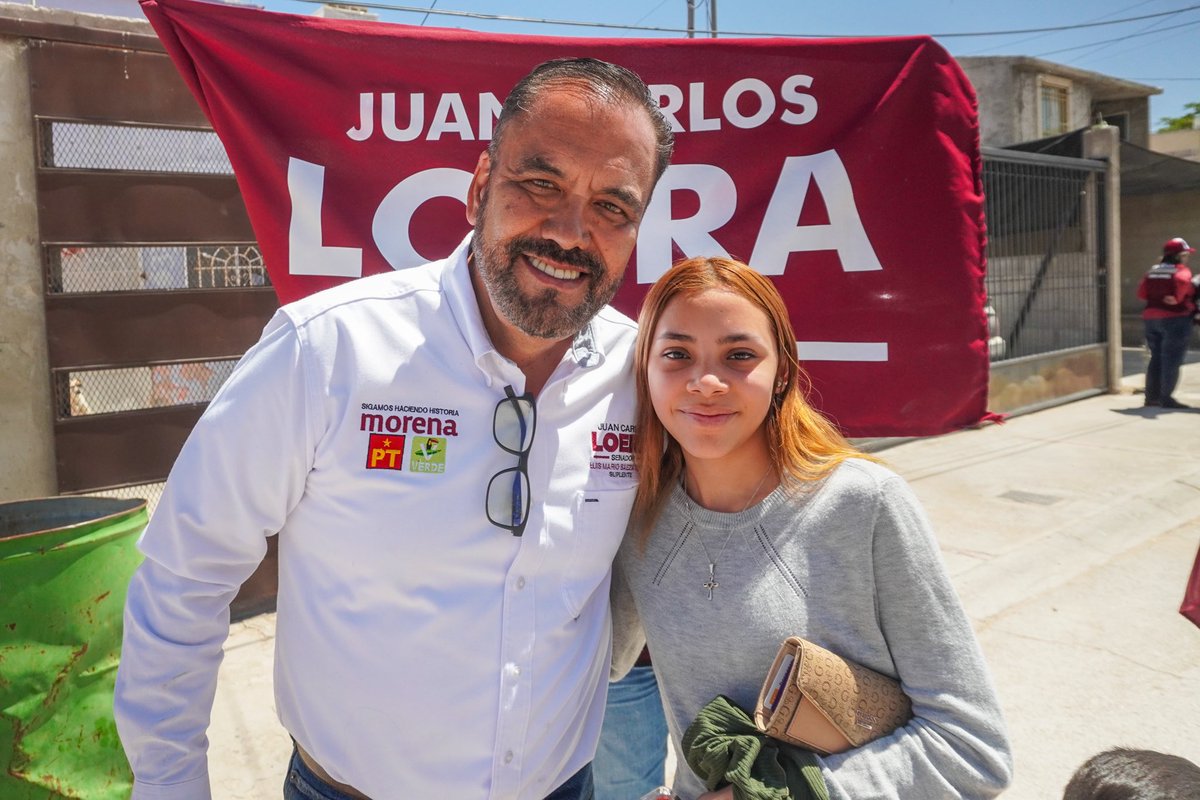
[[516, 576, 526, 590], [504, 751, 514, 764]]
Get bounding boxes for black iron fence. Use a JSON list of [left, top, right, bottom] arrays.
[[981, 146, 1110, 415], [982, 147, 1108, 363]]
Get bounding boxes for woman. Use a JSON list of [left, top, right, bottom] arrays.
[[1137, 237, 1196, 409], [611, 257, 1012, 799]]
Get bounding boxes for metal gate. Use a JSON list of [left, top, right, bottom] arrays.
[[7, 13, 280, 617], [981, 146, 1110, 415]]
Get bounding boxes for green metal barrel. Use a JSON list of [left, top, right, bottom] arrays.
[[0, 496, 147, 800]]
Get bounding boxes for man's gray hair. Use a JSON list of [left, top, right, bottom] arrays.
[[489, 57, 674, 186]]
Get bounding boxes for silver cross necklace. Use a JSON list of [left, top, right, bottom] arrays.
[[683, 466, 774, 600]]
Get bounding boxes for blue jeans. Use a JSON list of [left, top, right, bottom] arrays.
[[546, 763, 595, 800], [283, 749, 365, 800], [283, 748, 593, 800], [1144, 315, 1193, 403], [593, 665, 669, 800]]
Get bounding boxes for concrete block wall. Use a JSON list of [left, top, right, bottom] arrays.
[[1120, 190, 1200, 348], [0, 35, 56, 501]]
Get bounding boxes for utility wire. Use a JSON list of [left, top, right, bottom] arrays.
[[418, 0, 437, 26], [1071, 15, 1200, 65], [960, 0, 1162, 55], [632, 0, 672, 27], [1072, 1, 1197, 60], [296, 0, 738, 35], [293, 0, 1200, 39], [1065, 21, 1186, 65], [947, 2, 1200, 37], [1040, 5, 1191, 62], [1034, 14, 1200, 57]]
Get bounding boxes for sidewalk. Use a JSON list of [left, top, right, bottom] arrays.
[[882, 353, 1200, 797], [206, 356, 1200, 799]]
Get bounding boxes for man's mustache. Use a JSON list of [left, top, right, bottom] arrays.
[[509, 237, 604, 276]]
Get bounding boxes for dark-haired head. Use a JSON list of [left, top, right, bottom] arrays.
[[1063, 747, 1200, 800], [490, 57, 674, 187]]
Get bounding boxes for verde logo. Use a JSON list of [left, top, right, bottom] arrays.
[[410, 436, 447, 474]]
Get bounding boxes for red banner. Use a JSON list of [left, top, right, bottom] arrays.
[[140, 0, 992, 437]]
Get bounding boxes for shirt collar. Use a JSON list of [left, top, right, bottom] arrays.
[[442, 233, 605, 380], [569, 323, 602, 368]]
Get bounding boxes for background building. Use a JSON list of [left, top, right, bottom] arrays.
[[958, 55, 1159, 148], [1151, 123, 1200, 163]]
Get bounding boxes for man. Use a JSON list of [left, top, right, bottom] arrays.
[[114, 58, 673, 800], [1137, 236, 1196, 409]]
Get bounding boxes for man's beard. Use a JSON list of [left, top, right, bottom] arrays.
[[471, 207, 624, 341]]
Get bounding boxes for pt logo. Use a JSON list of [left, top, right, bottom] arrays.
[[366, 434, 406, 470], [410, 436, 447, 474]]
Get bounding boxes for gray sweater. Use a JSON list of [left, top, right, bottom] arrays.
[[611, 459, 1012, 800]]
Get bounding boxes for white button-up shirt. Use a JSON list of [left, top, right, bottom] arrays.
[[114, 235, 640, 799]]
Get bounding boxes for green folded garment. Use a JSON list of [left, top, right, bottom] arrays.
[[682, 695, 830, 800]]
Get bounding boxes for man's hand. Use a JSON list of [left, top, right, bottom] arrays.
[[697, 787, 735, 800], [1164, 294, 1179, 305]]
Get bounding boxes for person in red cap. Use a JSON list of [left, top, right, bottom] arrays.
[[1136, 237, 1196, 408]]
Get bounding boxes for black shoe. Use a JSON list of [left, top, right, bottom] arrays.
[[1144, 399, 1161, 407], [1162, 398, 1191, 409]]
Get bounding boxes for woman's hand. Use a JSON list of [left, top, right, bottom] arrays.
[[696, 787, 735, 800]]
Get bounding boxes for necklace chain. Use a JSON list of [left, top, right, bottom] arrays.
[[684, 467, 773, 600]]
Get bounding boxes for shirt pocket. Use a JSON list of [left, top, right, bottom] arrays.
[[561, 488, 637, 619]]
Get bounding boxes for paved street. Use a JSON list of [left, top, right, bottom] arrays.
[[207, 354, 1200, 799], [884, 352, 1200, 798]]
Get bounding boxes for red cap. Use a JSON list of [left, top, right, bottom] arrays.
[[1163, 237, 1195, 256]]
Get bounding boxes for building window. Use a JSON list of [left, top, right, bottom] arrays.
[[1039, 77, 1071, 137], [1101, 112, 1130, 142]]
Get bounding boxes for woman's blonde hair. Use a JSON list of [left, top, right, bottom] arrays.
[[630, 256, 871, 541]]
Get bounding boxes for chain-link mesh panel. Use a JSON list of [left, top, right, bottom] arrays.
[[54, 360, 239, 419], [41, 120, 233, 174], [46, 245, 269, 293], [75, 482, 165, 516]]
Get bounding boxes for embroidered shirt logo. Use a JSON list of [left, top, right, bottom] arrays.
[[410, 436, 447, 474], [589, 422, 637, 479], [366, 434, 406, 471], [359, 401, 461, 474]]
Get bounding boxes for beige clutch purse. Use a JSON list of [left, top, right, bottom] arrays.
[[753, 636, 912, 755]]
